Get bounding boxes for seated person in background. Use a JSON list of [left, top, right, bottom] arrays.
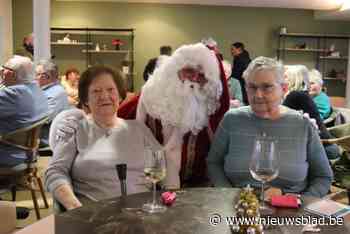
[[35, 60, 70, 145], [309, 69, 331, 120], [45, 66, 161, 211], [143, 45, 172, 82], [61, 68, 80, 106], [208, 57, 333, 198], [283, 65, 339, 160], [222, 60, 242, 108], [0, 55, 48, 169]]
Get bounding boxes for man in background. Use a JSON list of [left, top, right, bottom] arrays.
[[23, 33, 34, 57], [0, 56, 49, 219], [143, 45, 172, 82], [35, 59, 70, 145], [231, 42, 251, 105], [0, 55, 49, 168]]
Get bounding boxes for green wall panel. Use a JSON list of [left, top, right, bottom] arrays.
[[12, 0, 350, 92]]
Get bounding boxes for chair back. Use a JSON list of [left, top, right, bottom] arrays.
[[324, 107, 346, 128], [325, 122, 350, 152], [0, 116, 49, 163]]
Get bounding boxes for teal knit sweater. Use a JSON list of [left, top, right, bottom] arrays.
[[207, 106, 333, 197]]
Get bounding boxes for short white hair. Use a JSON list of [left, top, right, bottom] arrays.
[[309, 69, 323, 86], [4, 55, 33, 83], [284, 65, 310, 92], [243, 56, 285, 84], [36, 59, 59, 80]]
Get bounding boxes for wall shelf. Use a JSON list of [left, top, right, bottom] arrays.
[[280, 33, 350, 39], [319, 56, 348, 60], [324, 77, 346, 81], [51, 27, 135, 91], [277, 31, 349, 97], [278, 48, 326, 52], [51, 42, 93, 46], [81, 49, 130, 54]]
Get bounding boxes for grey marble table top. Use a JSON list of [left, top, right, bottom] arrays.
[[55, 187, 350, 234]]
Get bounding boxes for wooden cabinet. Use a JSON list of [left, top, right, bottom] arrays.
[[277, 32, 349, 97], [51, 27, 135, 91]]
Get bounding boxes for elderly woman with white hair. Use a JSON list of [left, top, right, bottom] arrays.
[[0, 55, 48, 168], [283, 65, 339, 159], [208, 56, 333, 198], [309, 69, 331, 120]]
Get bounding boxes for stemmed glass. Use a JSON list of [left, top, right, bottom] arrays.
[[142, 148, 167, 213], [249, 136, 279, 215]]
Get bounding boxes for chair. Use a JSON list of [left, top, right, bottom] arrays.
[[322, 122, 350, 203], [323, 107, 345, 128], [0, 116, 50, 220], [322, 122, 350, 151]]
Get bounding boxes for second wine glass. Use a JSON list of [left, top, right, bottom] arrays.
[[142, 148, 167, 213], [249, 137, 279, 215]]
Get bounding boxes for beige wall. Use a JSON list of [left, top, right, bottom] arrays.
[[0, 0, 13, 64], [12, 0, 350, 91]]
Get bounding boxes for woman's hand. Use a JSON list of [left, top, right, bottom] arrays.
[[54, 184, 83, 211]]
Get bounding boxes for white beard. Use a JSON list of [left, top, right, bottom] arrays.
[[177, 80, 209, 134]]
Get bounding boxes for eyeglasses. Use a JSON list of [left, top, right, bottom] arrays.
[[0, 65, 16, 79], [178, 67, 207, 85], [36, 72, 50, 79], [246, 83, 278, 94]]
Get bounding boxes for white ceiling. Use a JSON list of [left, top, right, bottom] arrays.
[[56, 0, 350, 20], [56, 0, 344, 10]]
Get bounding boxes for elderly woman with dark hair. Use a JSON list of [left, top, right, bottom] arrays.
[[45, 66, 161, 211], [208, 57, 333, 198]]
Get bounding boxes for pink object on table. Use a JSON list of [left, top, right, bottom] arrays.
[[270, 195, 300, 208], [161, 191, 176, 206]]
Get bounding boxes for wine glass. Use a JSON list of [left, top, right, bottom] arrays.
[[249, 136, 279, 215], [142, 148, 167, 213]]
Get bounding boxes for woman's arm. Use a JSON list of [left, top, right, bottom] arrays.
[[45, 109, 84, 210], [207, 116, 232, 187], [304, 121, 333, 197]]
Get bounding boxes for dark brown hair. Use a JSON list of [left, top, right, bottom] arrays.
[[65, 67, 80, 80], [78, 66, 126, 107]]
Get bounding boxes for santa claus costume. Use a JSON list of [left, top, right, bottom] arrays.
[[118, 43, 230, 189]]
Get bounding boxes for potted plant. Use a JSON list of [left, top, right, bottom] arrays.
[[112, 39, 124, 50]]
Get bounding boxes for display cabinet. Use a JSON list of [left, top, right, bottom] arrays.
[[51, 27, 135, 91], [277, 32, 349, 97]]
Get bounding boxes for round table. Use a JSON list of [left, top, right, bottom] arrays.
[[55, 188, 350, 234]]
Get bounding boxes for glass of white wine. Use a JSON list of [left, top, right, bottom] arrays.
[[142, 148, 167, 213], [249, 136, 279, 215]]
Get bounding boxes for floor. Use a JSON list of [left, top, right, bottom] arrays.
[[0, 157, 54, 229]]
